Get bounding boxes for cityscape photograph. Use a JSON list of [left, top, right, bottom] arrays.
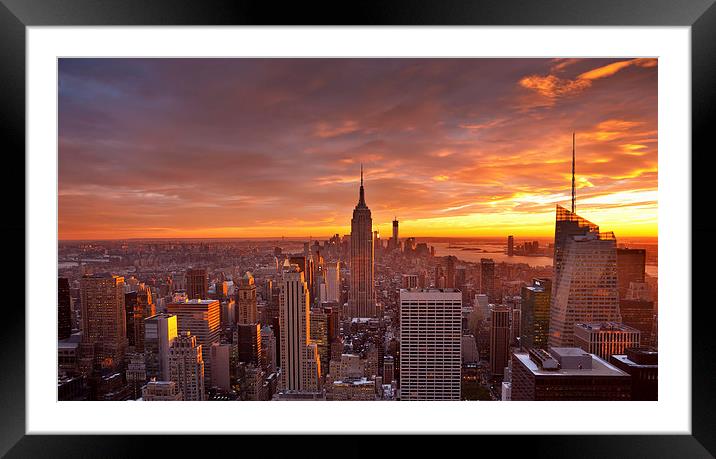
[[58, 58, 658, 402]]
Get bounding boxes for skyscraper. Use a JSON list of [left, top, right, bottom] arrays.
[[349, 165, 376, 317], [279, 267, 311, 391], [79, 273, 127, 373], [236, 322, 262, 365], [236, 271, 257, 324], [520, 278, 552, 349], [169, 332, 205, 401], [392, 217, 399, 250], [167, 299, 221, 386], [551, 205, 599, 300], [616, 248, 646, 299], [186, 268, 208, 300], [480, 258, 495, 302], [507, 235, 514, 257], [144, 313, 178, 381], [325, 261, 340, 303], [489, 305, 511, 378], [58, 277, 72, 340], [549, 230, 621, 347], [399, 289, 462, 400]]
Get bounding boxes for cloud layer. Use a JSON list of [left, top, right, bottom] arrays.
[[58, 58, 658, 239]]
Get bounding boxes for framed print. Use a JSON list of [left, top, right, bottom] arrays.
[[2, 0, 714, 457]]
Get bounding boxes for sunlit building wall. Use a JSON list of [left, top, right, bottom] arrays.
[[399, 289, 462, 400]]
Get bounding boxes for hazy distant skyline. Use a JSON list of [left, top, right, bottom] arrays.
[[59, 58, 657, 240]]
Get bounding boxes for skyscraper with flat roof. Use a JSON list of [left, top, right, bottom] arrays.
[[399, 288, 462, 400], [616, 248, 646, 299], [186, 268, 208, 300], [349, 166, 376, 318], [144, 313, 178, 381], [489, 304, 511, 377], [520, 278, 552, 349], [279, 267, 311, 391], [58, 277, 72, 340], [480, 258, 495, 302], [79, 273, 127, 373], [167, 299, 220, 386]]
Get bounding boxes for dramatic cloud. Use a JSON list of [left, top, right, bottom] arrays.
[[58, 58, 658, 239]]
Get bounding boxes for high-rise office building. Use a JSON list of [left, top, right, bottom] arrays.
[[236, 271, 257, 324], [169, 332, 205, 401], [58, 277, 72, 340], [489, 305, 512, 377], [616, 248, 646, 299], [186, 268, 208, 300], [236, 322, 262, 365], [349, 166, 376, 318], [210, 343, 231, 392], [392, 217, 399, 250], [511, 347, 631, 400], [552, 205, 599, 296], [144, 313, 178, 381], [399, 289, 462, 400], [549, 230, 620, 347], [325, 261, 340, 303], [520, 278, 552, 349], [507, 235, 514, 257], [573, 322, 641, 360], [609, 347, 658, 401], [310, 307, 329, 377], [619, 282, 656, 347], [260, 325, 277, 372], [480, 258, 495, 302], [279, 267, 311, 391], [446, 256, 457, 289], [79, 273, 128, 373], [167, 299, 221, 386], [401, 274, 419, 289]]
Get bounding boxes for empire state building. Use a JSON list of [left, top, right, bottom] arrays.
[[349, 165, 376, 318]]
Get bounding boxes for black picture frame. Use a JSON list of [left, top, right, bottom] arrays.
[[1, 0, 713, 456]]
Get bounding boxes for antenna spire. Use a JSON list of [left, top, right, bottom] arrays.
[[571, 132, 576, 213], [358, 163, 366, 206]]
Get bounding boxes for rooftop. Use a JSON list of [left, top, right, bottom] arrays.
[[514, 348, 629, 377], [168, 298, 219, 305]]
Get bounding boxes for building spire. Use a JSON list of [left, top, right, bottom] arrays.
[[572, 132, 576, 214], [358, 164, 366, 205]]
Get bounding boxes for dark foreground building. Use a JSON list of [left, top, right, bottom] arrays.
[[609, 347, 658, 401], [511, 347, 631, 400]]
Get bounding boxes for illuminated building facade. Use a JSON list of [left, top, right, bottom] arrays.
[[399, 289, 462, 400], [167, 299, 221, 386], [520, 278, 552, 349], [549, 230, 620, 348], [186, 268, 209, 300], [349, 166, 376, 317], [169, 332, 205, 401], [79, 273, 128, 373], [144, 313, 178, 381], [573, 322, 641, 360], [236, 271, 257, 324]]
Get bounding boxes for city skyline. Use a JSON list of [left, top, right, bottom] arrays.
[[59, 58, 657, 240]]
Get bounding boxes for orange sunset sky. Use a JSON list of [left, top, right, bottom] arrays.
[[58, 58, 657, 240]]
